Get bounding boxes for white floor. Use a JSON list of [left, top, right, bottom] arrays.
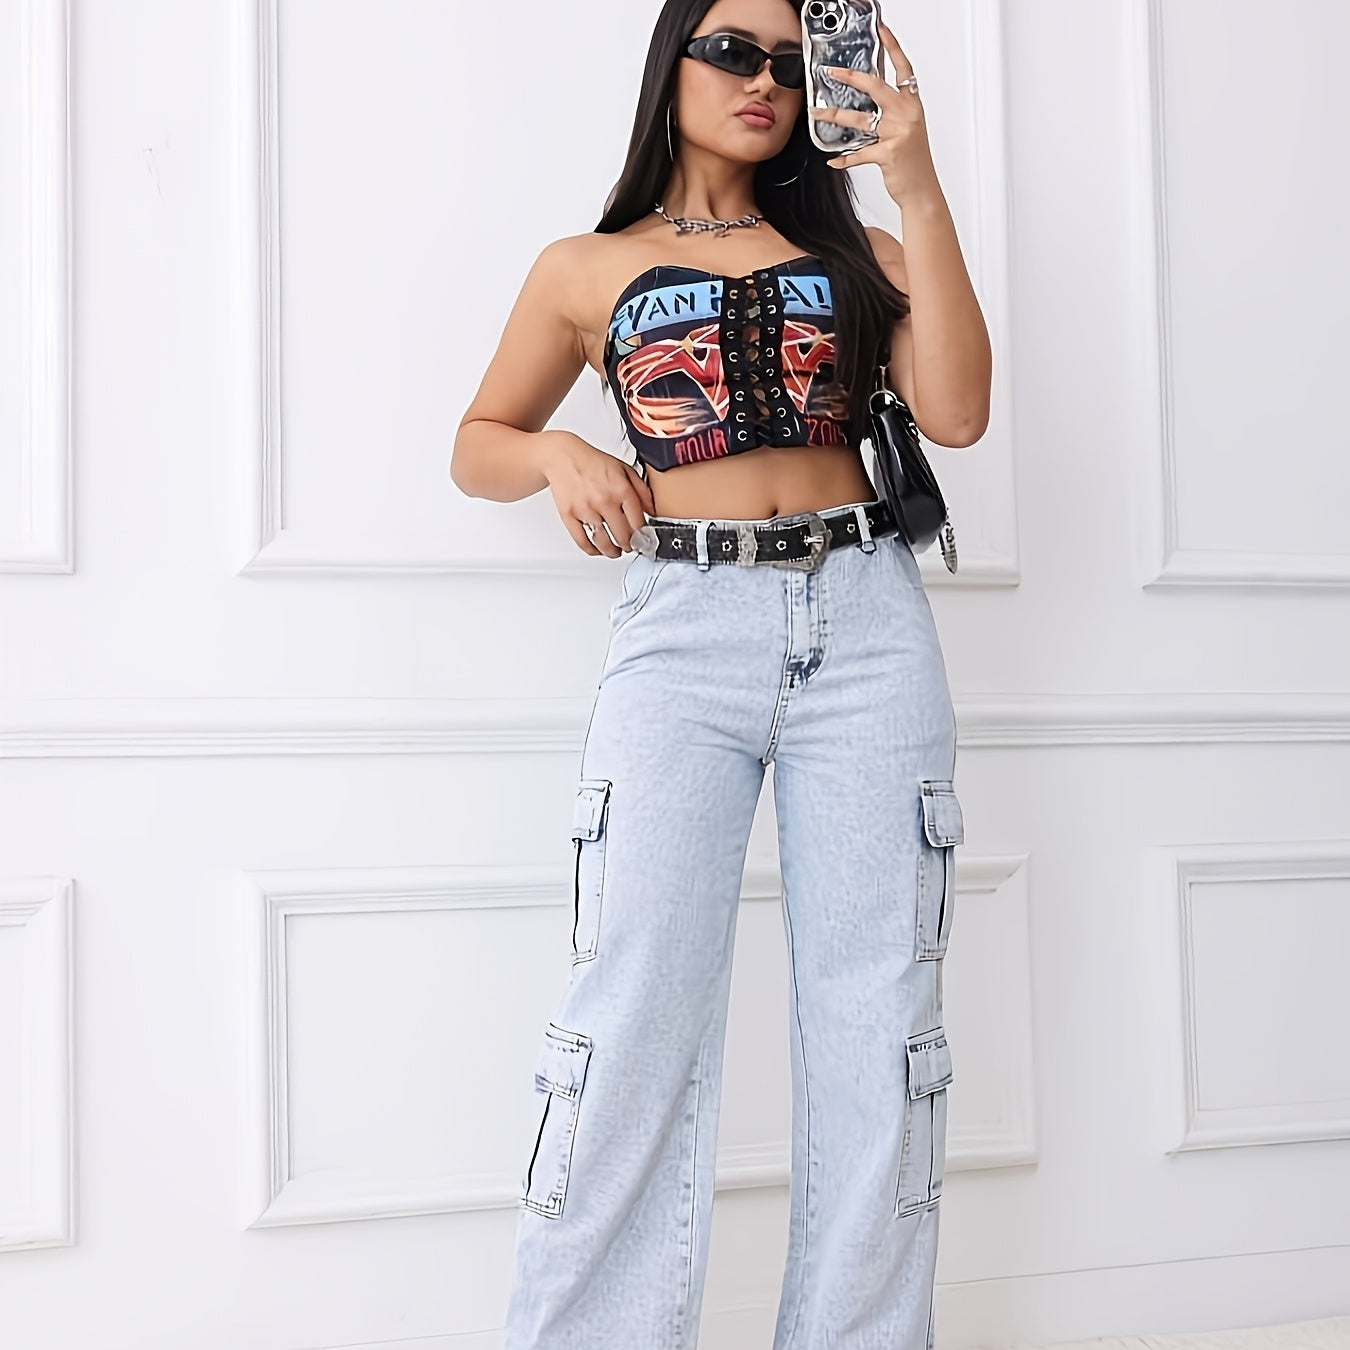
[[968, 1315, 1350, 1350]]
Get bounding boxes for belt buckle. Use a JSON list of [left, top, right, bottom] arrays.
[[768, 512, 829, 571]]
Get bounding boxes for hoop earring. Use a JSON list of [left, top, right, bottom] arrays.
[[771, 154, 808, 187], [666, 105, 677, 161]]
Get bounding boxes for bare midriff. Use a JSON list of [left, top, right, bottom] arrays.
[[641, 440, 879, 522]]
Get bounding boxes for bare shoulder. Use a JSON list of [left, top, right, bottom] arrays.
[[524, 231, 635, 313], [523, 232, 601, 293], [504, 234, 606, 349], [863, 224, 910, 292]]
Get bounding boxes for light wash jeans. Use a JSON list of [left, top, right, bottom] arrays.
[[503, 499, 964, 1350]]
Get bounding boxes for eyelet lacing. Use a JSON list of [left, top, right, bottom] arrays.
[[724, 270, 798, 449]]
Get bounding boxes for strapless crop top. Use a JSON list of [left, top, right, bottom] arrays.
[[602, 254, 853, 473]]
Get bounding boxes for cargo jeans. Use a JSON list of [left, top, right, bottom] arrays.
[[503, 500, 964, 1350]]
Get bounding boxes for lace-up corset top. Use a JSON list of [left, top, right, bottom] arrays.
[[601, 253, 853, 473]]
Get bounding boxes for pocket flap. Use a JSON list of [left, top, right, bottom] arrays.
[[534, 1023, 593, 1099], [920, 780, 964, 847], [906, 1025, 953, 1098], [570, 779, 612, 842]]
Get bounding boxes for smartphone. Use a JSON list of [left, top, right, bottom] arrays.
[[802, 0, 883, 156]]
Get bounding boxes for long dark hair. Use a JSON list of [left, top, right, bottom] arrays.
[[596, 0, 911, 448]]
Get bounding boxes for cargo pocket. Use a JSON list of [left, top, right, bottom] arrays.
[[915, 779, 964, 961], [895, 1024, 954, 1218], [520, 1022, 594, 1218], [569, 778, 611, 963]]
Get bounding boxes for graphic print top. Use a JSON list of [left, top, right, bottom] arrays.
[[601, 254, 853, 473]]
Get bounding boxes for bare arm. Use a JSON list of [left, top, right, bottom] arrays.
[[450, 239, 654, 555], [451, 240, 589, 502], [865, 221, 990, 449], [811, 13, 992, 449]]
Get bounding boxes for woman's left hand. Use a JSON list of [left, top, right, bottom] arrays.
[[811, 18, 939, 204]]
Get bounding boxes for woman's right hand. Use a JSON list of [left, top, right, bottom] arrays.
[[537, 430, 657, 558]]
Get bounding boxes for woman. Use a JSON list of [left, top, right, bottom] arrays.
[[452, 0, 991, 1345]]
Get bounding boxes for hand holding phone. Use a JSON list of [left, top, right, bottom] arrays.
[[802, 0, 884, 155]]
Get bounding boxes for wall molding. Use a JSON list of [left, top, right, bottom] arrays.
[[955, 692, 1350, 747], [239, 862, 798, 1227], [0, 876, 74, 1250], [1, 0, 71, 573], [1164, 843, 1350, 1153], [242, 863, 570, 1228], [240, 864, 805, 1227], [936, 0, 1020, 591], [1132, 0, 1350, 590], [5, 691, 1350, 759], [950, 853, 1039, 1171]]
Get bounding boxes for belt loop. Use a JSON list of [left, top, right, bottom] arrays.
[[853, 502, 877, 553], [735, 521, 759, 565], [695, 519, 713, 571]]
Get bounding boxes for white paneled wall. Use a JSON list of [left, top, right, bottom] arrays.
[[0, 876, 73, 1251], [0, 1, 1346, 1348], [1138, 0, 1350, 587], [0, 0, 69, 571]]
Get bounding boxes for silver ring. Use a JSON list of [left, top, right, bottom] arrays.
[[897, 74, 919, 96]]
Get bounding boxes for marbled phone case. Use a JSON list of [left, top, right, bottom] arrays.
[[802, 0, 883, 154]]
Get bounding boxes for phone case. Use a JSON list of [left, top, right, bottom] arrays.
[[802, 0, 883, 155]]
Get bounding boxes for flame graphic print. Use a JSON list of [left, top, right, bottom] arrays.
[[603, 260, 853, 470]]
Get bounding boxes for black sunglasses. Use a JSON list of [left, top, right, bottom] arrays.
[[684, 32, 806, 90]]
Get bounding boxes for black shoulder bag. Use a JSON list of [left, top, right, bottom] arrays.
[[868, 348, 958, 573]]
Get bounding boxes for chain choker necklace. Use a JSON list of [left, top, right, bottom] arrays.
[[654, 202, 764, 237]]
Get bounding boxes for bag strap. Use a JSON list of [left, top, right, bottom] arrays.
[[875, 341, 892, 391], [874, 341, 893, 398]]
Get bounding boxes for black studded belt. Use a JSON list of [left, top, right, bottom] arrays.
[[629, 498, 899, 571]]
